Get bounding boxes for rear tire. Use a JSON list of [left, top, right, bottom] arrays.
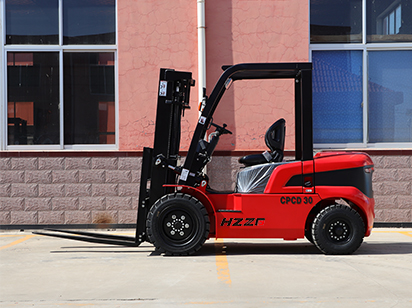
[[312, 204, 365, 255], [146, 193, 210, 256]]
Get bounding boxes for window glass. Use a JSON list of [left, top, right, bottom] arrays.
[[64, 53, 115, 144], [7, 52, 60, 145], [368, 51, 412, 142], [6, 0, 58, 45], [310, 0, 362, 43], [63, 0, 116, 45], [367, 0, 412, 43], [312, 51, 363, 143]]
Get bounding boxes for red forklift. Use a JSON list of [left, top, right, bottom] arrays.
[[36, 63, 375, 255]]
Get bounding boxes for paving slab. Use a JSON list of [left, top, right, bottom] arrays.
[[1, 228, 411, 307]]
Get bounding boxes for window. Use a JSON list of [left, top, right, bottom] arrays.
[[310, 0, 412, 148], [1, 0, 116, 150], [367, 0, 412, 43], [310, 0, 362, 43], [6, 0, 59, 44], [64, 52, 115, 144], [7, 52, 60, 145], [63, 0, 116, 45], [368, 51, 412, 142], [312, 51, 363, 143]]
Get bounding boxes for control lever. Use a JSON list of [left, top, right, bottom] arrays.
[[210, 122, 233, 135]]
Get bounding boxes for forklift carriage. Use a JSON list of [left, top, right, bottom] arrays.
[[36, 63, 375, 255]]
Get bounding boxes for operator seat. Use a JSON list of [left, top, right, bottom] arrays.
[[238, 118, 285, 167]]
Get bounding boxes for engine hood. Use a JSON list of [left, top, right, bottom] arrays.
[[314, 151, 374, 173]]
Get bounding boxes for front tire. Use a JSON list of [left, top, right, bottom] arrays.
[[312, 204, 365, 255], [146, 193, 210, 256]]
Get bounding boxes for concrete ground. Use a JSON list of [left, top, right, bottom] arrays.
[[1, 228, 411, 308]]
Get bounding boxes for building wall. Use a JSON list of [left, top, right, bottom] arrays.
[[1, 1, 410, 227]]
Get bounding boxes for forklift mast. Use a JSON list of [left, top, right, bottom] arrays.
[[136, 69, 195, 243]]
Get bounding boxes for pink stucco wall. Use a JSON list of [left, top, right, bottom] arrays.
[[206, 0, 309, 151], [118, 0, 199, 151], [118, 0, 309, 151]]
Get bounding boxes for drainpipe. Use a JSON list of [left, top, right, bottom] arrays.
[[197, 0, 206, 114], [197, 0, 207, 174]]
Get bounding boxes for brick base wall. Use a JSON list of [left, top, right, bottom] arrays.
[[0, 156, 142, 226], [0, 153, 411, 226], [371, 155, 412, 222]]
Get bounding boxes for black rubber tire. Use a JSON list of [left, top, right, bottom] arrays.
[[146, 193, 210, 256], [312, 204, 365, 255]]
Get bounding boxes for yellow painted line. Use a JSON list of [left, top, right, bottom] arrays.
[[399, 231, 412, 238], [0, 234, 31, 237], [214, 238, 232, 286], [0, 234, 35, 250]]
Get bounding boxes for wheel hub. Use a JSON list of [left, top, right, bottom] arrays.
[[163, 211, 193, 240], [328, 220, 350, 242]]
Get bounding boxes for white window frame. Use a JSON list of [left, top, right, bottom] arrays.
[[1, 0, 5, 151], [309, 0, 412, 150], [0, 0, 118, 151]]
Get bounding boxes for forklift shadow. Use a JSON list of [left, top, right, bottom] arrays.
[[197, 241, 412, 256], [48, 242, 412, 256], [356, 242, 412, 255], [199, 241, 321, 256], [50, 245, 154, 254]]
